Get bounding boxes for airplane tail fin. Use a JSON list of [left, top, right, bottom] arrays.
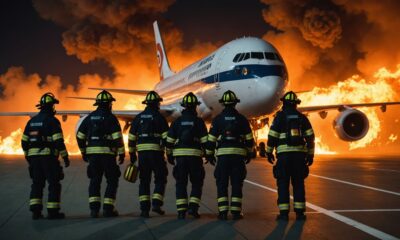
[[153, 21, 174, 80]]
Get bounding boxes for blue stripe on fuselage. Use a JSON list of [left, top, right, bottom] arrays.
[[200, 64, 287, 84]]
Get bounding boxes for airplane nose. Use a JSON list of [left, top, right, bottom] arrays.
[[237, 76, 287, 117]]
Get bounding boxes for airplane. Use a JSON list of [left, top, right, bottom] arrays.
[[1, 21, 400, 149]]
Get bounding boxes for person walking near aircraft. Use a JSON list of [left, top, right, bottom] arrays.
[[76, 90, 125, 218], [21, 93, 69, 220], [166, 92, 208, 219], [266, 91, 315, 221], [128, 91, 169, 218], [206, 90, 254, 220]]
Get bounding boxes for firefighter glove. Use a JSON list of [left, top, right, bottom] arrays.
[[267, 152, 275, 164], [306, 154, 314, 166], [206, 155, 216, 166], [63, 156, 70, 168], [167, 154, 175, 165], [130, 153, 137, 164], [118, 154, 125, 165]]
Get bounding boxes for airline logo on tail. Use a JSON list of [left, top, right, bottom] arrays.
[[153, 21, 174, 81], [156, 43, 164, 80]]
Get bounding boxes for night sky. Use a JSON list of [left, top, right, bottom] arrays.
[[0, 0, 270, 87]]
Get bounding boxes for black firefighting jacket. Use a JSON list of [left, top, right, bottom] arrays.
[[266, 106, 315, 155], [76, 107, 125, 156], [21, 109, 68, 159], [128, 106, 169, 153], [166, 109, 208, 157], [207, 106, 254, 156]]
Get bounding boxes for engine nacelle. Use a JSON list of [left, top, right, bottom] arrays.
[[333, 108, 369, 141], [75, 115, 89, 135]]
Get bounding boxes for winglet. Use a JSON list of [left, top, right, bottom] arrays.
[[153, 21, 174, 80]]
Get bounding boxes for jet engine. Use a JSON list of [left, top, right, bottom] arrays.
[[333, 108, 369, 141]]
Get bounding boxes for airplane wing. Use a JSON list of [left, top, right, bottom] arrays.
[[298, 101, 400, 113], [88, 87, 150, 96]]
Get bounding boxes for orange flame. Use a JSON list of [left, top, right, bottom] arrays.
[[0, 128, 24, 155]]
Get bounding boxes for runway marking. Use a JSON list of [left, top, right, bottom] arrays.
[[309, 174, 400, 196], [331, 209, 400, 213], [245, 179, 400, 240], [370, 168, 400, 174]]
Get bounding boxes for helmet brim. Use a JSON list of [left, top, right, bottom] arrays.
[[219, 99, 240, 104]]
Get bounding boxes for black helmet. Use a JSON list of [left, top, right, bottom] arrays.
[[94, 90, 116, 106], [36, 92, 59, 109], [219, 90, 240, 105], [142, 91, 163, 104], [180, 92, 201, 107], [280, 91, 301, 104]]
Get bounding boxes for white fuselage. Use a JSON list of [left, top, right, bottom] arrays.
[[155, 37, 288, 121]]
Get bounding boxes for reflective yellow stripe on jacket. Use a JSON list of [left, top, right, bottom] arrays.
[[27, 148, 52, 156], [86, 146, 115, 155], [276, 144, 307, 154], [172, 148, 203, 157], [216, 147, 247, 156], [137, 143, 162, 152]]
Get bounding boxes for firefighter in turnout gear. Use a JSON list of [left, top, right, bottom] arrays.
[[76, 90, 125, 218], [266, 91, 315, 221], [206, 90, 255, 220], [128, 91, 169, 218], [166, 92, 208, 219], [21, 93, 69, 220]]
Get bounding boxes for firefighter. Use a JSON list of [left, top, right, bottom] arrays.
[[128, 91, 169, 218], [266, 91, 315, 221], [21, 93, 69, 220], [206, 90, 255, 220], [165, 92, 208, 219], [76, 90, 125, 218]]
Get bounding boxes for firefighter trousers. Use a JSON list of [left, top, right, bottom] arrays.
[[87, 155, 121, 211], [138, 151, 168, 211], [29, 156, 63, 213], [214, 155, 247, 214], [275, 152, 307, 213], [173, 156, 205, 213]]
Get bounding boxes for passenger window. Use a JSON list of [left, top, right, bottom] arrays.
[[264, 52, 276, 60], [242, 52, 250, 61], [233, 53, 241, 62], [251, 52, 264, 59]]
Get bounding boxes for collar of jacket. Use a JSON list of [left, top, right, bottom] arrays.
[[181, 108, 197, 116]]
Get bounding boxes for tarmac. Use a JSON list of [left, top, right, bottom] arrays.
[[0, 154, 399, 240]]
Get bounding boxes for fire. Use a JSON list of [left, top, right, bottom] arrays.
[[0, 128, 24, 155]]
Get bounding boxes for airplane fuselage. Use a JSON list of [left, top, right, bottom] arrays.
[[154, 37, 288, 121]]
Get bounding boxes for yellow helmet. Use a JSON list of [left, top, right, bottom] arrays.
[[142, 91, 163, 104], [180, 92, 201, 107], [36, 92, 59, 109], [280, 91, 301, 104], [219, 90, 240, 105], [94, 90, 116, 106]]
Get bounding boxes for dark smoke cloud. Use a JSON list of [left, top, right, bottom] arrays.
[[260, 0, 400, 89]]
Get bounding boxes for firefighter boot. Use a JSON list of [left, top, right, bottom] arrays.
[[32, 211, 44, 220], [218, 211, 228, 220], [188, 208, 200, 218], [140, 211, 150, 218], [276, 210, 289, 221], [47, 210, 65, 220], [152, 206, 165, 215], [90, 210, 99, 218], [232, 212, 244, 220], [177, 211, 186, 220], [103, 209, 119, 217], [296, 210, 306, 221]]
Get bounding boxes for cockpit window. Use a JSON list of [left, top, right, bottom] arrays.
[[264, 52, 276, 60], [242, 52, 250, 61], [237, 53, 245, 62], [251, 52, 264, 59], [233, 53, 241, 62]]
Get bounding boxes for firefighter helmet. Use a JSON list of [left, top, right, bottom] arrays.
[[36, 92, 59, 109], [94, 90, 116, 106], [180, 92, 201, 107], [219, 90, 240, 105], [142, 91, 163, 104], [280, 91, 301, 104]]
